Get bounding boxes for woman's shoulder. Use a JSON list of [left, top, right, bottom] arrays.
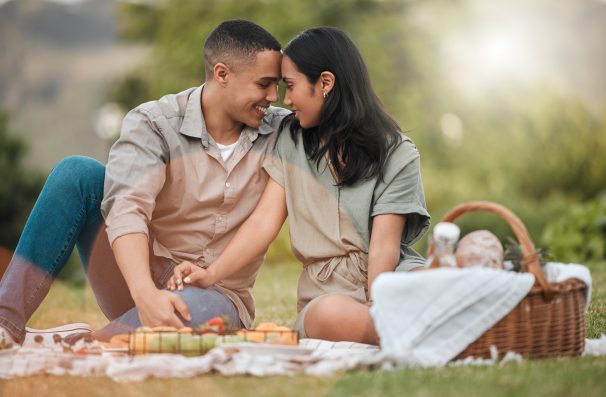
[[386, 133, 420, 167], [275, 120, 304, 153]]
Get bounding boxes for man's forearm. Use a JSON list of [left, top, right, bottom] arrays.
[[111, 233, 156, 302]]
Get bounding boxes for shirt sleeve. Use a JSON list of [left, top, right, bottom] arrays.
[[371, 139, 431, 246], [101, 107, 169, 246], [262, 131, 286, 187]]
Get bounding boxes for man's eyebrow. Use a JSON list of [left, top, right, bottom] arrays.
[[256, 76, 279, 82]]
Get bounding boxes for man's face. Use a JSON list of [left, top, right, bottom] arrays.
[[223, 50, 281, 128]]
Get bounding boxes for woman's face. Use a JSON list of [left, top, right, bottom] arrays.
[[281, 56, 325, 128]]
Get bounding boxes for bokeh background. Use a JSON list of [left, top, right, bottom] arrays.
[[1, 0, 605, 285]]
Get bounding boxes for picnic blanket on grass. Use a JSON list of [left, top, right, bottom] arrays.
[[1, 336, 605, 380], [0, 262, 600, 380]]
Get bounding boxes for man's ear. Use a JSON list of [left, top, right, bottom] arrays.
[[213, 62, 230, 86], [320, 71, 335, 95]]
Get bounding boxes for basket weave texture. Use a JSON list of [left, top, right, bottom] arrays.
[[426, 201, 587, 359]]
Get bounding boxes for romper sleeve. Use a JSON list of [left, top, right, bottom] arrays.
[[371, 138, 431, 247], [101, 106, 169, 246], [262, 128, 287, 187]]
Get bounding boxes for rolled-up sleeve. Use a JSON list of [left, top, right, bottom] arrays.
[[372, 140, 431, 246], [101, 107, 169, 246]]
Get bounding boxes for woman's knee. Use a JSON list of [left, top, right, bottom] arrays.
[[305, 295, 349, 327], [305, 295, 365, 330]]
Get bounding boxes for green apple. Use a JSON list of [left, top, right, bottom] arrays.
[[147, 332, 179, 353], [201, 333, 219, 351], [178, 334, 202, 356]]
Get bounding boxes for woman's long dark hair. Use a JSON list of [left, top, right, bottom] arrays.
[[281, 27, 401, 187]]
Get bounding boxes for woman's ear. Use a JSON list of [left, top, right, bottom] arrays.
[[320, 71, 335, 96], [213, 62, 230, 86]]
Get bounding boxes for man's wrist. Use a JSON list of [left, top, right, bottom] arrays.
[[131, 282, 158, 302]]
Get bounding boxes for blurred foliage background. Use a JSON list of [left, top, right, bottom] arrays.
[[1, 0, 605, 282]]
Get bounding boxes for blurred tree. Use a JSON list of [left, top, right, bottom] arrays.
[[0, 111, 85, 285], [0, 111, 44, 250], [0, 111, 44, 274]]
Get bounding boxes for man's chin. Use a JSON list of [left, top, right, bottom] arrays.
[[243, 118, 263, 129]]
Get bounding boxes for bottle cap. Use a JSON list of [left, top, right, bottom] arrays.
[[433, 222, 461, 243]]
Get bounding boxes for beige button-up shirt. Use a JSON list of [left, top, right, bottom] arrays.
[[101, 85, 290, 327]]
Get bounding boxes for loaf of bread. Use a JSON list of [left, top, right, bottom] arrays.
[[455, 230, 504, 269]]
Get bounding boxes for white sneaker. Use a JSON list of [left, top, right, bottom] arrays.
[[0, 326, 16, 349], [23, 323, 93, 348]]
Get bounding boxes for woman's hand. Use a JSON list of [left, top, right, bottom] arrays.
[[167, 261, 216, 290]]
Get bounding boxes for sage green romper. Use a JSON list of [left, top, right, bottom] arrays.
[[263, 130, 430, 337]]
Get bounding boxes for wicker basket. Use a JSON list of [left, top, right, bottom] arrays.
[[426, 201, 587, 359]]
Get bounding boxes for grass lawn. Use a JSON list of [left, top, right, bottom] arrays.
[[2, 260, 605, 397]]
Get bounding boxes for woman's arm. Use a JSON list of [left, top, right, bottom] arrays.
[[367, 214, 407, 296], [171, 177, 287, 289]]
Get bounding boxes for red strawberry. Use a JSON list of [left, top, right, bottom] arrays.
[[199, 316, 228, 334]]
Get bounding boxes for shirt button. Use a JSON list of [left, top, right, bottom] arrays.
[[225, 182, 231, 188]]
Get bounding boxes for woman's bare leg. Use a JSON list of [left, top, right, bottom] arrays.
[[304, 294, 378, 345]]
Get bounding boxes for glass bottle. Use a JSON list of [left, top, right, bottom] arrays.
[[427, 222, 461, 268]]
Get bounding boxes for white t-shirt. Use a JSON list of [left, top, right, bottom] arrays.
[[216, 141, 238, 162]]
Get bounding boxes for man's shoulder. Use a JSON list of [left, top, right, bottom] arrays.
[[132, 87, 198, 121]]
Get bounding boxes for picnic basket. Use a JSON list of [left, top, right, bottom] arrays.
[[426, 201, 587, 359]]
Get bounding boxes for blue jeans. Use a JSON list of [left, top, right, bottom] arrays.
[[0, 156, 239, 343]]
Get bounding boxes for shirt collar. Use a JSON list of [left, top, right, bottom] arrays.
[[179, 84, 275, 148]]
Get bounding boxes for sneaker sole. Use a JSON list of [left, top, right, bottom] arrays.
[[25, 323, 93, 334]]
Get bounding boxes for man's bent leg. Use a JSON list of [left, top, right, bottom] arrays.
[[76, 201, 135, 321], [0, 156, 133, 343], [93, 286, 240, 340]]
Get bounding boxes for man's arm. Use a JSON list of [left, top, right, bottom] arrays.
[[102, 108, 190, 327], [112, 233, 190, 327]]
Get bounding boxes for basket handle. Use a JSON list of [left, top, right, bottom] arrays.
[[426, 201, 552, 297]]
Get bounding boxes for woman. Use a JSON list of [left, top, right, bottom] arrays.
[[168, 27, 430, 345]]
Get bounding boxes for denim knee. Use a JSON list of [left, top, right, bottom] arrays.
[[49, 156, 105, 199], [174, 287, 240, 328]]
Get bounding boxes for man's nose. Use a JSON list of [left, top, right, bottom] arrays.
[[266, 84, 279, 103]]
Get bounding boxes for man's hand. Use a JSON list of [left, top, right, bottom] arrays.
[[167, 261, 216, 291], [132, 286, 191, 328]]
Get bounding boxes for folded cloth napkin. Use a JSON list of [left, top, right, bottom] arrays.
[[543, 262, 592, 310], [370, 268, 535, 367]]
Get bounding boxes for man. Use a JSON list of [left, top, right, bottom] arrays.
[[0, 19, 288, 346]]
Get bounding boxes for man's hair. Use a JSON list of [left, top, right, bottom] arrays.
[[204, 20, 281, 78]]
